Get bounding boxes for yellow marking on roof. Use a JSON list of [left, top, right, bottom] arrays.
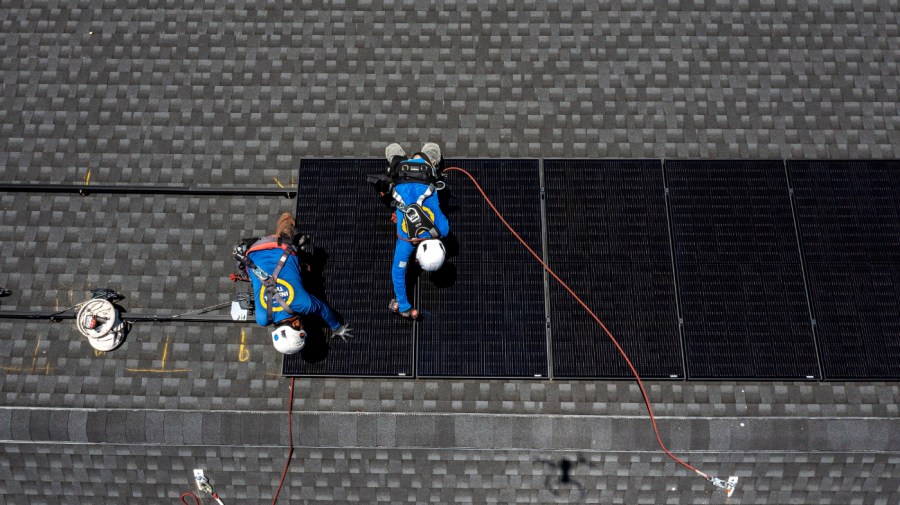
[[239, 328, 250, 362], [161, 335, 169, 369], [31, 335, 42, 372]]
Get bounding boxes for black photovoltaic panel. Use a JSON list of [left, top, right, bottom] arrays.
[[417, 159, 547, 377], [788, 161, 900, 265], [677, 262, 819, 378], [667, 160, 818, 379], [283, 159, 414, 377], [418, 260, 547, 377], [544, 160, 682, 378], [439, 160, 544, 262], [789, 160, 900, 379], [804, 265, 900, 379]]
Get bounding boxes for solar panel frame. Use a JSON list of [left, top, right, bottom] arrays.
[[788, 160, 900, 380], [416, 159, 548, 378], [544, 159, 684, 379]]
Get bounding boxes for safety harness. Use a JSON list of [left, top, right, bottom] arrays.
[[389, 155, 439, 184], [392, 183, 440, 239], [239, 237, 298, 323]]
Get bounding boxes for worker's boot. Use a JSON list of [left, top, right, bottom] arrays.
[[275, 212, 296, 238], [385, 143, 406, 163], [388, 299, 419, 320], [420, 142, 441, 166]]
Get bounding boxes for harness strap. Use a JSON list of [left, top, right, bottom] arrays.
[[244, 237, 299, 324], [392, 183, 436, 210], [415, 184, 436, 206], [263, 249, 297, 322], [391, 188, 407, 211], [246, 236, 296, 255], [391, 185, 440, 239]]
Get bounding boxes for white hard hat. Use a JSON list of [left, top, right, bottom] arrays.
[[271, 325, 307, 354], [416, 239, 446, 272]]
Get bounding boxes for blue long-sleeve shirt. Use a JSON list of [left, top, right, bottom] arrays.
[[247, 245, 341, 330], [392, 182, 450, 312]]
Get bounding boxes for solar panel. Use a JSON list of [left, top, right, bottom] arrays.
[[282, 159, 414, 377], [788, 160, 900, 379], [545, 160, 683, 378], [416, 159, 548, 377], [667, 160, 819, 379]]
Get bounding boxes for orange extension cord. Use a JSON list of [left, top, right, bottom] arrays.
[[180, 379, 295, 505], [271, 377, 296, 505], [443, 166, 723, 484]]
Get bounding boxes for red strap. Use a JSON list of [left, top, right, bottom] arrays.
[[246, 236, 293, 255]]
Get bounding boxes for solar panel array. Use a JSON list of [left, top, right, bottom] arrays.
[[283, 158, 899, 380], [788, 160, 900, 379]]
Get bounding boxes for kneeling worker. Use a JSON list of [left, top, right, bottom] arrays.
[[236, 212, 352, 353], [383, 142, 450, 319]]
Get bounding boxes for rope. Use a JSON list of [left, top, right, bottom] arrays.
[[443, 166, 714, 481], [47, 301, 88, 322], [169, 301, 233, 319], [271, 377, 296, 504]]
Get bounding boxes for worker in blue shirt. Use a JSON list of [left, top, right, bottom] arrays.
[[236, 213, 352, 353], [382, 142, 450, 319]]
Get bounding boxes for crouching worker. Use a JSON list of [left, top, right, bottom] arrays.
[[380, 142, 450, 320], [235, 212, 352, 354]]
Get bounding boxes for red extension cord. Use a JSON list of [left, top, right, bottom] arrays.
[[271, 377, 296, 504], [180, 379, 294, 505], [443, 166, 718, 482]]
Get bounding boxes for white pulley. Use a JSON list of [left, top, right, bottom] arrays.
[[75, 298, 127, 351]]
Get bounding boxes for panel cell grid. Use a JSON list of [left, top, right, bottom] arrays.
[[789, 160, 900, 379], [417, 159, 547, 377], [545, 160, 682, 378], [283, 159, 413, 376], [804, 265, 900, 379], [789, 161, 900, 265], [667, 160, 818, 379]]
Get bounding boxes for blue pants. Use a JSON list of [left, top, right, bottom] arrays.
[[391, 183, 450, 312]]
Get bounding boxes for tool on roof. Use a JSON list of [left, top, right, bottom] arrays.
[[74, 289, 129, 352], [193, 469, 225, 505], [706, 475, 739, 497], [229, 291, 255, 321], [183, 469, 224, 505], [444, 166, 740, 497], [65, 288, 239, 351]]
